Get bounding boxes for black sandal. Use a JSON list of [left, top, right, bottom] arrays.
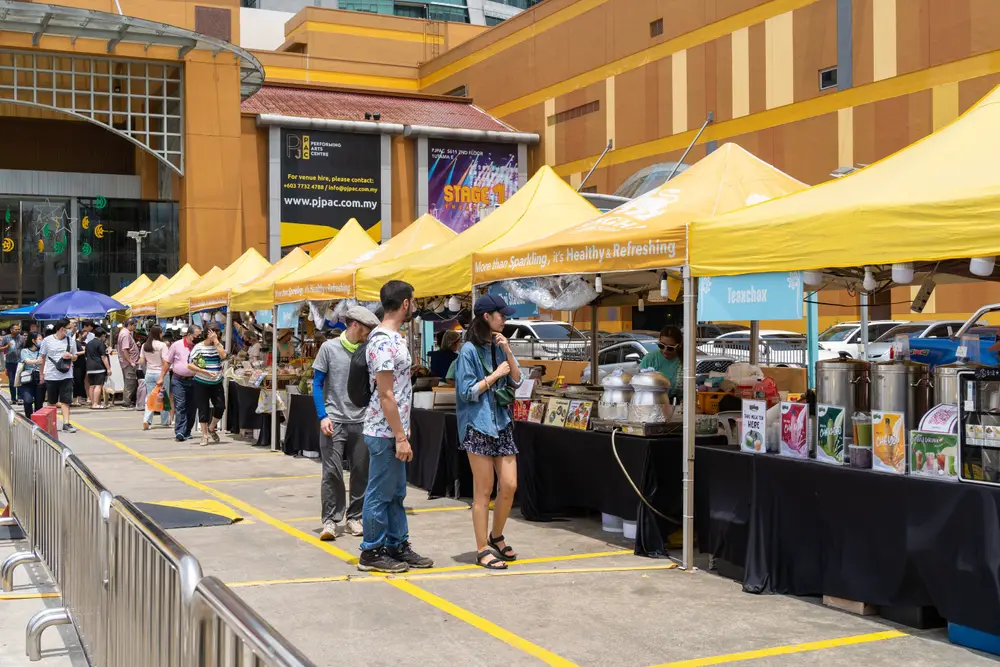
[[477, 548, 507, 570], [489, 533, 517, 562]]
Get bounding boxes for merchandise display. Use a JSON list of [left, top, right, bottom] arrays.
[[872, 410, 906, 473], [816, 404, 846, 465], [779, 401, 809, 459]]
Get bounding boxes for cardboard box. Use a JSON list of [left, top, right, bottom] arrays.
[[761, 366, 807, 394]]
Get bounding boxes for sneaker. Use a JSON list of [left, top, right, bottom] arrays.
[[357, 549, 408, 573], [319, 521, 338, 541], [62, 424, 77, 434], [175, 435, 185, 443], [387, 542, 433, 569], [345, 518, 364, 537]]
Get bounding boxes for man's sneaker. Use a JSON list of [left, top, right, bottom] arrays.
[[175, 435, 185, 443], [357, 549, 408, 573], [387, 542, 433, 569], [319, 521, 338, 541], [61, 424, 77, 434], [345, 518, 364, 537]]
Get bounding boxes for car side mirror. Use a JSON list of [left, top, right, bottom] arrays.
[[625, 353, 641, 362]]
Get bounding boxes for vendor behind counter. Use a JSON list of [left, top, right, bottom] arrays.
[[639, 325, 683, 400]]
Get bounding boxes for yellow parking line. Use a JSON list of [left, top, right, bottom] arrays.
[[201, 474, 321, 484], [0, 592, 60, 600], [425, 549, 634, 575], [74, 422, 579, 666], [283, 506, 469, 523], [649, 630, 908, 667], [155, 452, 283, 461], [229, 574, 354, 588]]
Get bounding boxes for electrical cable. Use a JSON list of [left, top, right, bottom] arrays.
[[610, 428, 678, 525]]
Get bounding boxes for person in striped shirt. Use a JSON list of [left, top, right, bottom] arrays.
[[188, 323, 227, 446]]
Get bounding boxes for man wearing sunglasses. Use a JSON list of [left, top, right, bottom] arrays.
[[639, 324, 684, 400]]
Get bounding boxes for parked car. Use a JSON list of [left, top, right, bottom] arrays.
[[580, 339, 735, 383], [866, 320, 972, 360], [701, 329, 807, 366], [697, 323, 746, 339], [599, 330, 658, 346], [817, 320, 907, 359], [502, 319, 589, 360]]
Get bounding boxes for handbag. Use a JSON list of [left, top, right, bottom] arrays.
[[54, 338, 72, 374], [13, 362, 24, 387], [476, 345, 515, 408]]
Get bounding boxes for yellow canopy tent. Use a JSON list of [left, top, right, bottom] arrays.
[[355, 166, 598, 300], [230, 247, 311, 313], [148, 267, 222, 318], [120, 274, 169, 307], [473, 144, 807, 285], [301, 214, 456, 301], [690, 84, 1000, 277], [111, 275, 152, 303], [158, 249, 268, 318], [130, 265, 201, 316], [188, 250, 273, 313], [274, 219, 379, 304]]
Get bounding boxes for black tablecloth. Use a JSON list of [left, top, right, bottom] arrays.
[[693, 445, 753, 569], [226, 384, 263, 434], [282, 393, 320, 456], [697, 447, 1000, 636], [408, 409, 470, 498]]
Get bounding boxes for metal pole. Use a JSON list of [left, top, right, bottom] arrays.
[[807, 291, 819, 387], [681, 270, 698, 571], [16, 200, 22, 305], [860, 292, 869, 359], [270, 306, 278, 453], [221, 309, 232, 427], [577, 139, 613, 192], [666, 112, 714, 183], [749, 320, 760, 365], [589, 301, 599, 385], [135, 238, 142, 279]]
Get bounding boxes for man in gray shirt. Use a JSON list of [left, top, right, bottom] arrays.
[[38, 318, 81, 433], [312, 305, 380, 541]]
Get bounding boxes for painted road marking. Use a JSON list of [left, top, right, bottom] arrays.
[[0, 592, 60, 600], [282, 505, 470, 522], [155, 452, 283, 461], [73, 422, 579, 666], [200, 474, 321, 484], [649, 630, 908, 667]]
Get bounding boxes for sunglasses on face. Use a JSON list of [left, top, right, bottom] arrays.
[[658, 343, 680, 352]]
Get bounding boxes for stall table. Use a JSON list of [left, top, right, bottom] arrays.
[[282, 393, 320, 457], [695, 447, 1000, 636], [225, 384, 263, 434]]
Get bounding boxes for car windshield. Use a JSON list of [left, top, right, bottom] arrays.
[[819, 325, 857, 342], [531, 323, 583, 340], [874, 324, 927, 342], [639, 341, 659, 353]]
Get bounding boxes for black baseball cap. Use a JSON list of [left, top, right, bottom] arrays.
[[473, 294, 516, 316]]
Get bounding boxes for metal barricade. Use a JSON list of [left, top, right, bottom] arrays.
[[32, 430, 69, 586], [60, 455, 112, 665], [107, 496, 203, 667], [10, 415, 36, 538], [191, 576, 315, 667], [0, 401, 14, 511]]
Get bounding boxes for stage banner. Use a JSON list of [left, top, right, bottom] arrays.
[[428, 139, 518, 232]]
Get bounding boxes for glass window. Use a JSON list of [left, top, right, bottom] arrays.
[[818, 325, 857, 342], [428, 4, 469, 22], [0, 198, 72, 306], [598, 346, 622, 365], [869, 323, 901, 339], [530, 323, 583, 340], [485, 15, 503, 26], [394, 4, 426, 18], [873, 324, 925, 342]]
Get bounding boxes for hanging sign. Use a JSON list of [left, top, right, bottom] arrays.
[[698, 271, 803, 322], [487, 283, 538, 318]]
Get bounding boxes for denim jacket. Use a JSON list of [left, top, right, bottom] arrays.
[[455, 341, 522, 440]]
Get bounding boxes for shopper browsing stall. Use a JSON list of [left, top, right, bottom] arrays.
[[163, 325, 200, 442], [117, 318, 140, 408], [85, 329, 111, 409], [140, 325, 170, 430], [19, 332, 43, 419], [188, 324, 227, 446], [38, 318, 80, 433], [312, 306, 380, 541], [639, 325, 683, 399], [455, 294, 522, 570]]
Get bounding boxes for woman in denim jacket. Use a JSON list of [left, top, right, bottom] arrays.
[[455, 294, 522, 569]]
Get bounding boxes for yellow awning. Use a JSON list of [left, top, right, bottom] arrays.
[[303, 214, 456, 300], [355, 166, 598, 299], [690, 85, 1000, 277], [130, 266, 202, 316], [473, 144, 806, 284], [159, 248, 268, 317], [148, 267, 222, 318], [188, 249, 272, 312], [230, 247, 312, 313], [111, 274, 152, 303], [274, 219, 379, 304], [120, 274, 168, 307]]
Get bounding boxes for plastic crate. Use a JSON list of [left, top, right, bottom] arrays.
[[31, 406, 57, 438]]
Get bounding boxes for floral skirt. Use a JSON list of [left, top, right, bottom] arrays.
[[460, 423, 518, 457]]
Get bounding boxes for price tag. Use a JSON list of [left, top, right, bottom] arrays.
[[956, 345, 968, 358], [965, 399, 976, 413]]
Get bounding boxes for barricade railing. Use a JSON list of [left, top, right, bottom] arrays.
[[0, 393, 316, 667], [191, 576, 315, 667]]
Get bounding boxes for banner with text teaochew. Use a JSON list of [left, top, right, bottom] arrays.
[[279, 128, 381, 252], [428, 139, 519, 233]]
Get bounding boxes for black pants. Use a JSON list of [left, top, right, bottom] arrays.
[[20, 381, 43, 420], [194, 382, 225, 424], [73, 357, 87, 398]]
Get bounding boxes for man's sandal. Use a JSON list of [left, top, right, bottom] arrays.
[[489, 533, 517, 561], [477, 549, 507, 570]]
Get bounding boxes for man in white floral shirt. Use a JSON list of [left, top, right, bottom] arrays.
[[359, 280, 434, 573]]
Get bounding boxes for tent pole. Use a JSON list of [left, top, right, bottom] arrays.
[[749, 321, 760, 365], [682, 269, 698, 571], [271, 306, 278, 453], [590, 301, 599, 385], [860, 292, 870, 359], [221, 309, 232, 428], [807, 291, 819, 387]]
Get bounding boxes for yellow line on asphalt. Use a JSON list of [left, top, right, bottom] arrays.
[[425, 549, 634, 574], [155, 452, 283, 461], [649, 630, 908, 667], [229, 574, 354, 588], [201, 474, 321, 484], [283, 505, 470, 522], [74, 422, 579, 666], [0, 591, 61, 600]]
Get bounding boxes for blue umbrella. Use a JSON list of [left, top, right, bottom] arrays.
[[31, 290, 127, 320], [0, 304, 38, 317]]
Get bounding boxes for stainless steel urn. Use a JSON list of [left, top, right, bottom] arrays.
[[870, 359, 932, 431], [933, 362, 985, 406], [816, 357, 871, 419]]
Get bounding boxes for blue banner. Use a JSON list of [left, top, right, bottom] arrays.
[[276, 303, 299, 329], [488, 283, 538, 318], [255, 309, 272, 325], [698, 271, 803, 322]]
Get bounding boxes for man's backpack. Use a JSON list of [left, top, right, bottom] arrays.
[[347, 331, 388, 409]]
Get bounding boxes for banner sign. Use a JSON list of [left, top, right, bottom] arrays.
[[487, 282, 538, 318], [698, 271, 803, 322], [279, 129, 381, 250], [428, 139, 518, 232]]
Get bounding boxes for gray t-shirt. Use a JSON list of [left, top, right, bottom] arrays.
[[312, 338, 364, 423], [38, 333, 79, 381], [3, 334, 22, 365]]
